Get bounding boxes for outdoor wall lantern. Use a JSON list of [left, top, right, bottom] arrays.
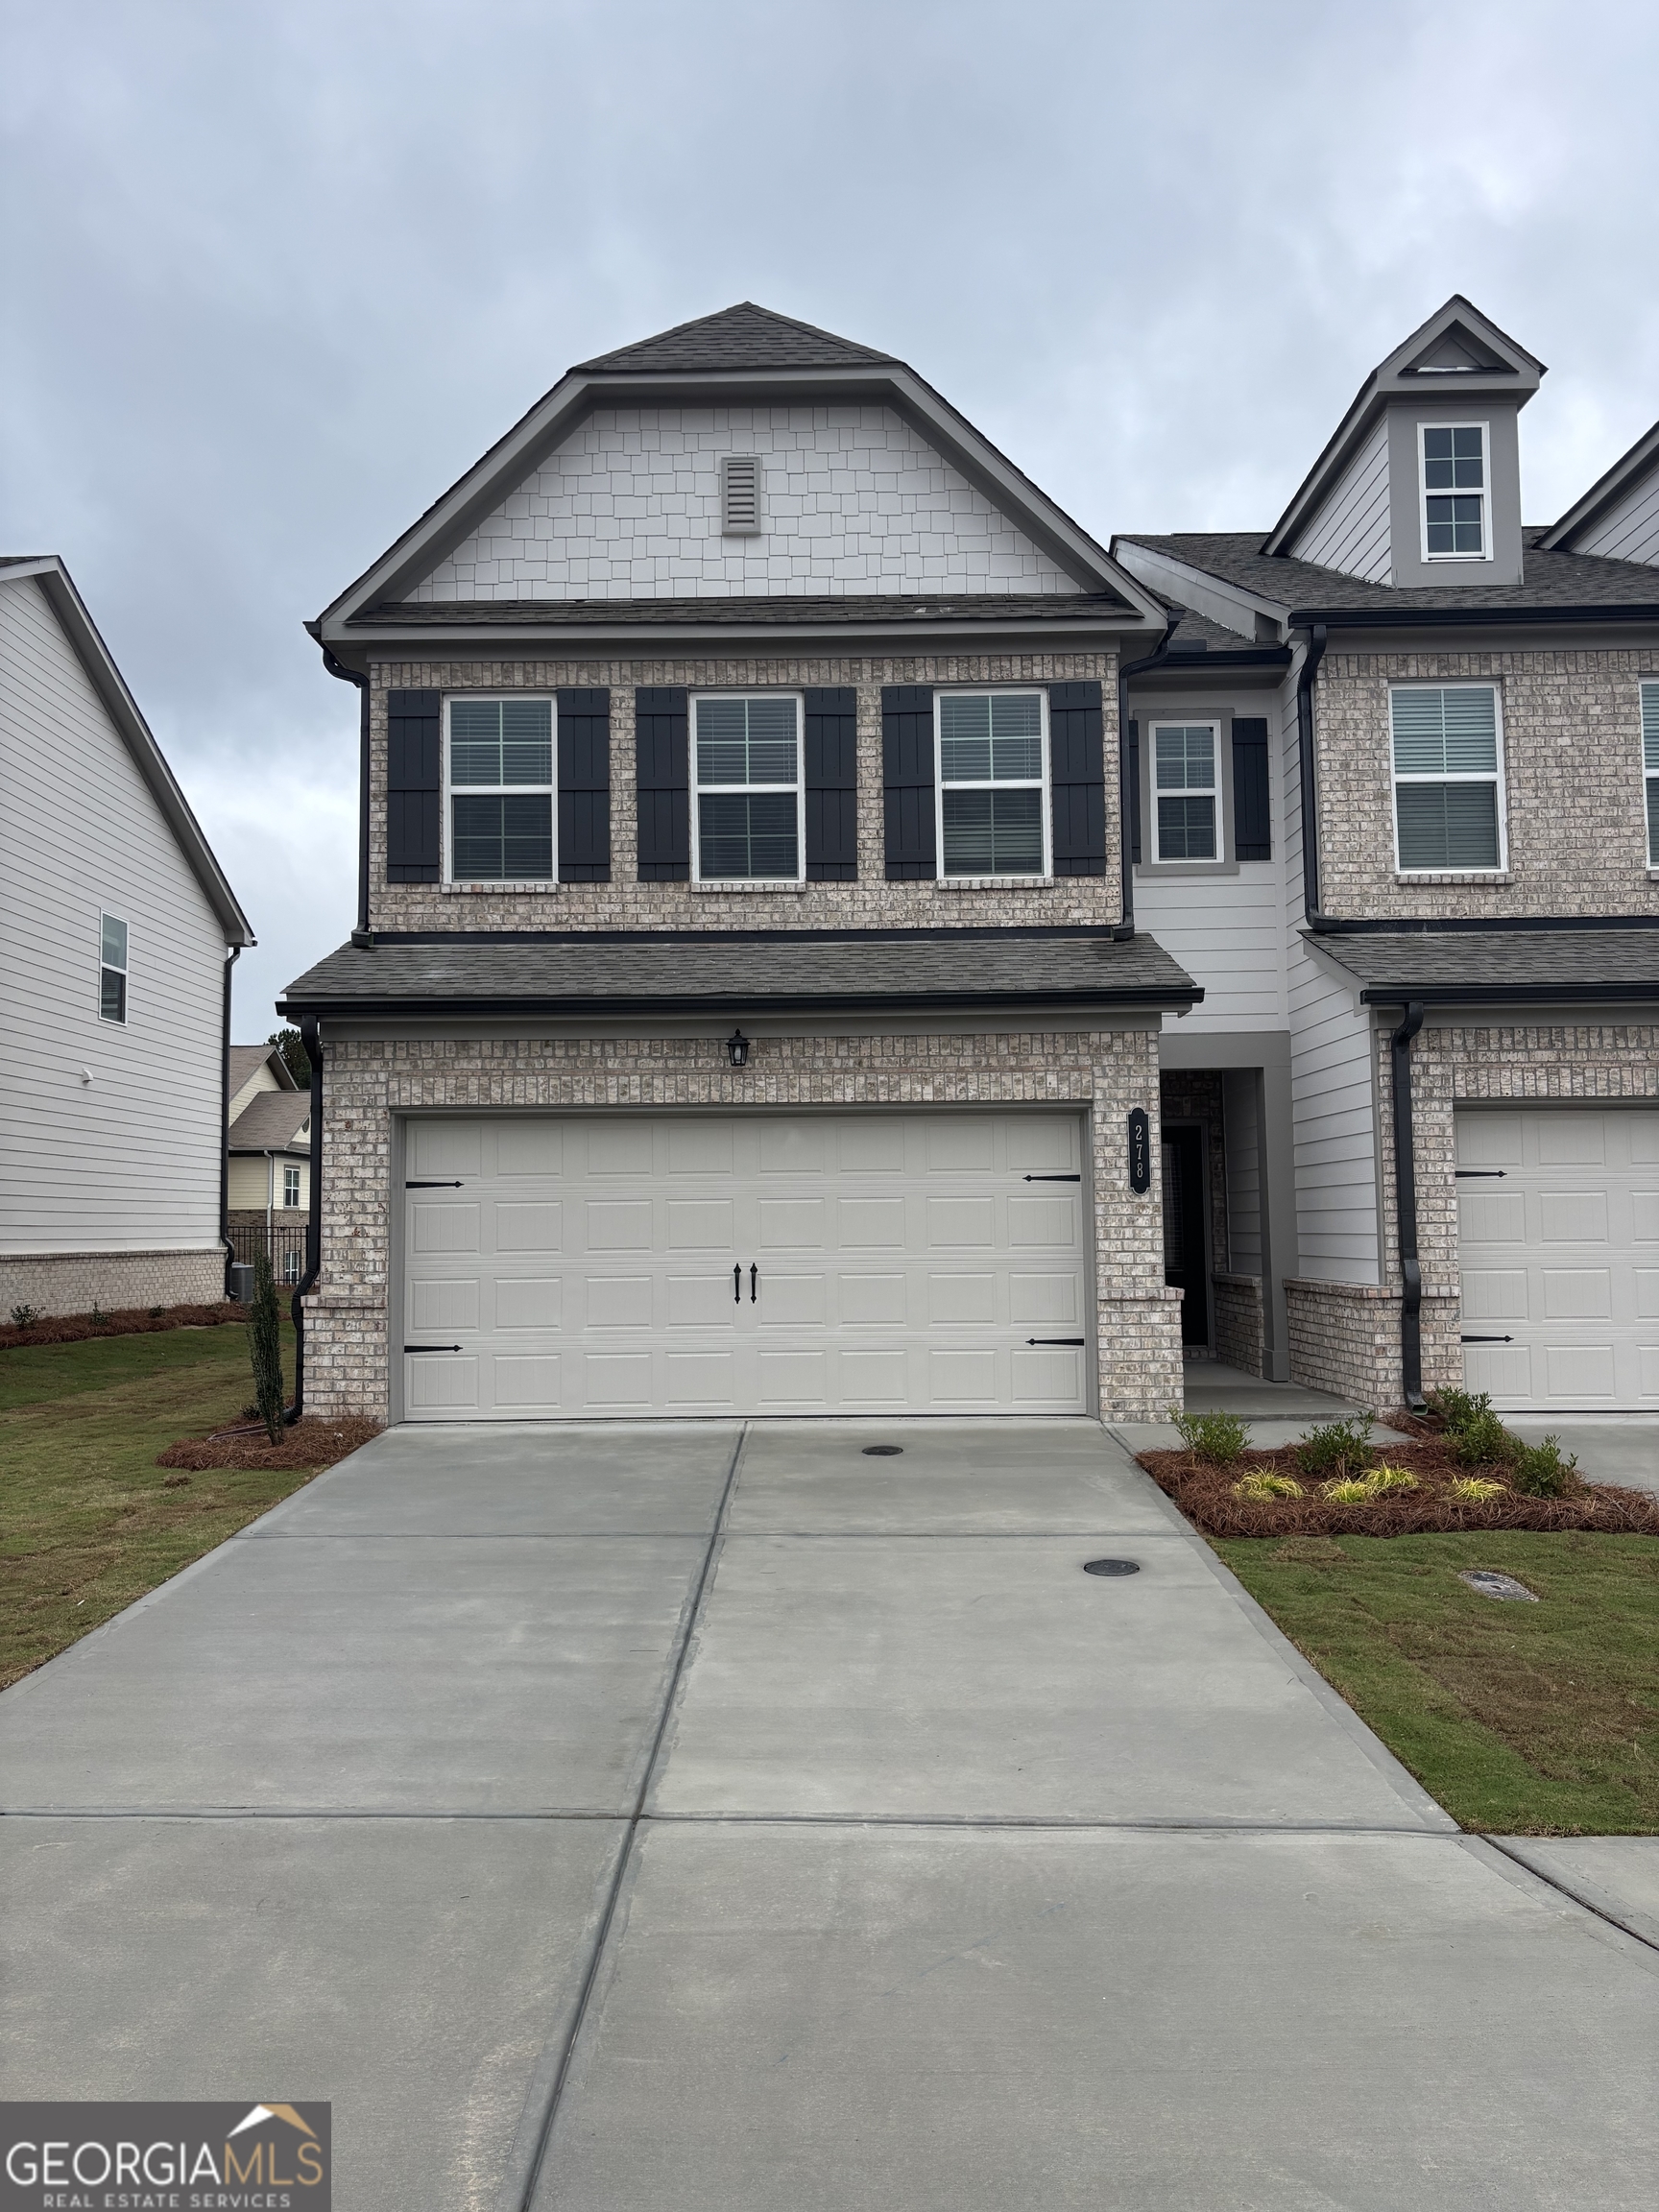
[[727, 1029, 751, 1069]]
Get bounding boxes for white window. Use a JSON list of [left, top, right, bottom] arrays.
[[1643, 683, 1659, 866], [1420, 423, 1488, 560], [283, 1165, 302, 1209], [280, 1246, 304, 1286], [935, 692, 1048, 878], [691, 695, 803, 882], [1391, 685, 1504, 872], [1151, 723, 1221, 863], [99, 913, 128, 1023], [720, 455, 761, 535], [445, 697, 554, 882]]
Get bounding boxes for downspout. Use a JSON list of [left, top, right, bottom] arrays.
[[284, 1014, 323, 1425], [1114, 614, 1182, 939], [323, 648, 373, 948], [220, 947, 239, 1296], [1291, 620, 1329, 926], [1390, 1000, 1427, 1411]]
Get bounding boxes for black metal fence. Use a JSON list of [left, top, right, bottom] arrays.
[[228, 1223, 308, 1286]]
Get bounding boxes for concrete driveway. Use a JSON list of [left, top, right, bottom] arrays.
[[2, 1420, 1655, 2210]]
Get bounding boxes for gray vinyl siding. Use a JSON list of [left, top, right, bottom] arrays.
[[1136, 871, 1285, 1031], [0, 575, 227, 1254], [1221, 1068, 1262, 1274], [1286, 418, 1391, 583], [1573, 469, 1659, 566], [1286, 934, 1381, 1283]]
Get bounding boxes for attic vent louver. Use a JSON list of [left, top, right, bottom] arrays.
[[721, 454, 762, 535]]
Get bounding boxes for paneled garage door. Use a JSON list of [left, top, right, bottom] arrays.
[[1457, 1107, 1659, 1409], [400, 1111, 1091, 1419]]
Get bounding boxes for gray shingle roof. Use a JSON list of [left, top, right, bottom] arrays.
[[352, 592, 1130, 630], [1314, 926, 1659, 1003], [228, 1091, 311, 1148], [1118, 530, 1659, 616], [577, 303, 895, 375], [279, 930, 1199, 1016]]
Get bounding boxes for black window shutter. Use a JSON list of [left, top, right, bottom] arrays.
[[1127, 718, 1142, 865], [1232, 716, 1271, 861], [1047, 681, 1107, 877], [635, 686, 689, 880], [805, 686, 857, 880], [557, 688, 611, 882], [881, 685, 935, 879], [386, 688, 441, 883]]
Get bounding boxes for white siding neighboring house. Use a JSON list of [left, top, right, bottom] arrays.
[[0, 558, 252, 1317], [228, 1046, 311, 1233]]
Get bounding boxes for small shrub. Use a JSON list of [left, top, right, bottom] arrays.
[[1233, 1470, 1304, 1500], [1171, 1407, 1250, 1465], [1448, 1477, 1506, 1503], [1366, 1465, 1419, 1494], [9, 1304, 41, 1330], [1296, 1413, 1376, 1482], [88, 1303, 111, 1333], [1510, 1434, 1580, 1499], [1321, 1477, 1377, 1504], [1451, 1407, 1516, 1468], [1428, 1385, 1485, 1432], [249, 1254, 285, 1447], [148, 1304, 164, 1318]]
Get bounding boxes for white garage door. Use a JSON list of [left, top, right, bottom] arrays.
[[400, 1111, 1090, 1420], [1457, 1107, 1659, 1409]]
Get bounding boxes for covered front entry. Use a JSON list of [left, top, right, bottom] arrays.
[[1457, 1106, 1659, 1409], [400, 1109, 1091, 1419]]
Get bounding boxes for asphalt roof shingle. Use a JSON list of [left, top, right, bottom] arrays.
[[1314, 926, 1659, 1003], [577, 303, 896, 375], [228, 1091, 311, 1147]]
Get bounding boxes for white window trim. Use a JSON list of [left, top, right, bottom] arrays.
[[98, 911, 129, 1025], [442, 694, 558, 888], [1418, 420, 1492, 564], [1389, 682, 1508, 875], [1642, 680, 1659, 868], [932, 688, 1051, 883], [283, 1165, 302, 1209], [689, 690, 805, 887], [1149, 719, 1224, 866]]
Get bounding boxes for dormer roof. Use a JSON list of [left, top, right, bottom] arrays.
[[1540, 416, 1659, 555], [1263, 297, 1546, 558]]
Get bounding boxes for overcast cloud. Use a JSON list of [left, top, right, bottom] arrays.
[[4, 0, 1656, 1032]]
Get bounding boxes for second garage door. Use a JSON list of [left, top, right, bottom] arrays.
[[1457, 1107, 1659, 1409], [401, 1110, 1091, 1419]]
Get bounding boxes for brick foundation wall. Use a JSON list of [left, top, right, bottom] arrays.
[[0, 1248, 225, 1320], [228, 1209, 309, 1231], [302, 1023, 1185, 1423], [1214, 1272, 1264, 1377], [1284, 1279, 1404, 1407]]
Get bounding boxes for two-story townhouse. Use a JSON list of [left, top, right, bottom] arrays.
[[1114, 296, 1659, 1415], [279, 305, 1198, 1424]]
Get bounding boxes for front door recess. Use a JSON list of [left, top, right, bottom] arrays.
[[1162, 1125, 1209, 1347]]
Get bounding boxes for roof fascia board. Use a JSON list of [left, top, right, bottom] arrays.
[[1112, 540, 1290, 633], [1, 561, 252, 946], [1289, 603, 1659, 634], [1357, 981, 1659, 1008], [276, 984, 1202, 1020], [1540, 418, 1659, 550], [319, 362, 1165, 630], [325, 607, 1159, 659]]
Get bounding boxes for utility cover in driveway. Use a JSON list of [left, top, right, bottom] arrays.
[[401, 1111, 1089, 1418]]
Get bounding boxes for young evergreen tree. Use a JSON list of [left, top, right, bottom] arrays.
[[250, 1251, 285, 1445]]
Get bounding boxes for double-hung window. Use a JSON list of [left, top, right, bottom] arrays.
[[1391, 685, 1503, 872], [936, 691, 1047, 878], [1643, 682, 1659, 866], [692, 695, 803, 881], [283, 1165, 301, 1209], [1421, 424, 1488, 559], [99, 914, 128, 1023], [446, 698, 554, 882], [1152, 723, 1220, 862]]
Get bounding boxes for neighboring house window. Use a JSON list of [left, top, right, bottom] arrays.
[[99, 914, 128, 1023], [1644, 683, 1659, 866], [446, 698, 554, 881], [1420, 423, 1487, 559], [283, 1166, 301, 1209], [1391, 685, 1504, 871], [936, 691, 1048, 878], [691, 695, 803, 881], [720, 455, 761, 535], [1152, 723, 1220, 862], [281, 1247, 303, 1286]]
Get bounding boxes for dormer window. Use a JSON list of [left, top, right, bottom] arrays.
[[1421, 424, 1488, 559], [720, 456, 762, 536]]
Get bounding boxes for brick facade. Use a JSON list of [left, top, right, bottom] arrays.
[[0, 1247, 224, 1320], [1214, 1273, 1265, 1377], [301, 1022, 1184, 1424]]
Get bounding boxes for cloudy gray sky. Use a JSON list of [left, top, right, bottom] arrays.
[[5, 0, 1656, 1033]]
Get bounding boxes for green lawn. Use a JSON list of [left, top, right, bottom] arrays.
[[0, 1321, 321, 1689], [1216, 1530, 1659, 1835]]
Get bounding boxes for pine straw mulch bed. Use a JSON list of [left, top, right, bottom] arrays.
[[0, 1302, 250, 1351], [1139, 1436, 1659, 1539], [156, 1416, 383, 1474]]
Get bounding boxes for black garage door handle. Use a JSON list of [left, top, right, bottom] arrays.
[[405, 1343, 463, 1354], [1023, 1173, 1081, 1182], [1027, 1337, 1086, 1346], [405, 1181, 465, 1190], [1460, 1334, 1515, 1344]]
